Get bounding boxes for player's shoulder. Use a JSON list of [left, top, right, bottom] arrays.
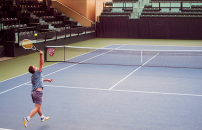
[[34, 69, 42, 74]]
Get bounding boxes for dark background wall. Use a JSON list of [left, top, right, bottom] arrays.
[[96, 18, 202, 40]]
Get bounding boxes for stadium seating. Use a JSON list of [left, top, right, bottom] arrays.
[[99, 1, 134, 20], [140, 2, 202, 18], [150, 0, 202, 2], [101, 12, 131, 16], [0, 0, 96, 58], [0, 0, 88, 44], [99, 15, 129, 20], [141, 11, 202, 15], [96, 0, 202, 40], [113, 0, 138, 3], [181, 7, 202, 12], [103, 7, 112, 12], [0, 11, 9, 18], [105, 2, 113, 7], [33, 11, 46, 17], [191, 5, 202, 8], [143, 8, 161, 12], [123, 7, 133, 12]]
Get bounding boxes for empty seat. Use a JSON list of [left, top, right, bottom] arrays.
[[143, 8, 161, 12], [99, 15, 129, 20], [101, 12, 131, 16], [103, 7, 112, 12], [113, 0, 138, 3], [123, 7, 133, 12], [105, 2, 113, 6]]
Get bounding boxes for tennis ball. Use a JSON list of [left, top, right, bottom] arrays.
[[34, 33, 37, 37]]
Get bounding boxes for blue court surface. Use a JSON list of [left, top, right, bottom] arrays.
[[1, 45, 202, 130]]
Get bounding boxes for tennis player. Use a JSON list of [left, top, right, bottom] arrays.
[[24, 50, 53, 128]]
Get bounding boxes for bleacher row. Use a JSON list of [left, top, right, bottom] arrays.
[[1, 18, 18, 27], [0, 0, 13, 5], [101, 12, 131, 16], [113, 0, 138, 3], [181, 8, 202, 12], [99, 0, 202, 20], [150, 0, 201, 2], [99, 15, 129, 20], [0, 7, 77, 30], [140, 4, 202, 18], [140, 14, 202, 18], [99, 2, 133, 20], [141, 12, 202, 15]]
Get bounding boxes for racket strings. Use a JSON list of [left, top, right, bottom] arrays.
[[22, 39, 33, 49]]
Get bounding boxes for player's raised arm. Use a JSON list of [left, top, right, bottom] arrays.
[[38, 51, 43, 72]]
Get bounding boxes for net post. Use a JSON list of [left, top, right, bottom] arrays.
[[70, 27, 71, 38], [45, 33, 47, 43], [17, 28, 19, 44], [44, 46, 47, 62], [65, 26, 66, 39], [55, 30, 57, 41], [64, 46, 65, 62], [141, 51, 142, 66]]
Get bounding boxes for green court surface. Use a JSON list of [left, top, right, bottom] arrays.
[[0, 38, 202, 82]]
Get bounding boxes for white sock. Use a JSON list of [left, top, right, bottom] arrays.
[[40, 115, 45, 118], [27, 116, 31, 121]]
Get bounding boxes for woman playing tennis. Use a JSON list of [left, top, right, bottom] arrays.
[[24, 50, 53, 128]]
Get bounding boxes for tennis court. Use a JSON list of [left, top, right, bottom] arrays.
[[0, 44, 202, 130]]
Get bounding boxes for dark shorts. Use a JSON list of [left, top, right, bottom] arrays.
[[31, 91, 43, 104]]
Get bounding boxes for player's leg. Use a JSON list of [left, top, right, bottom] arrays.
[[29, 104, 41, 118], [24, 91, 42, 128], [29, 91, 43, 117], [38, 107, 50, 122], [24, 104, 41, 128], [38, 107, 43, 116]]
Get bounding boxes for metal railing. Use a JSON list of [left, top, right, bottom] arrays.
[[0, 31, 8, 55], [17, 25, 95, 45]]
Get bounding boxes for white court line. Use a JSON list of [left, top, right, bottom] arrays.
[[0, 128, 13, 130], [0, 81, 31, 95], [109, 66, 142, 90], [0, 45, 125, 95], [109, 53, 159, 90], [25, 84, 202, 97]]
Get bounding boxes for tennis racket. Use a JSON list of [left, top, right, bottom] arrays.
[[21, 39, 39, 52]]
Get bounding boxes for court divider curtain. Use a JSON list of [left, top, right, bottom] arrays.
[[96, 18, 202, 40], [97, 18, 139, 38]]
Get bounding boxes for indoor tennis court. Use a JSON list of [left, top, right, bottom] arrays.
[[0, 43, 202, 130]]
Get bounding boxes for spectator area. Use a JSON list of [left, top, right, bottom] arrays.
[[0, 0, 95, 44], [0, 0, 95, 57], [96, 0, 202, 39]]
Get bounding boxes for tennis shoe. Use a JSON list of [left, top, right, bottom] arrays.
[[41, 116, 50, 122], [23, 117, 29, 128]]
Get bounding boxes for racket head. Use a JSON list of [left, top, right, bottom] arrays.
[[21, 39, 34, 49]]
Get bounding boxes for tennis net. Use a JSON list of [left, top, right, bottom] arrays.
[[44, 46, 202, 69]]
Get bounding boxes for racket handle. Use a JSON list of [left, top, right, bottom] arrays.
[[36, 49, 40, 52]]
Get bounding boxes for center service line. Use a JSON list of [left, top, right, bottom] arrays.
[[109, 53, 159, 90]]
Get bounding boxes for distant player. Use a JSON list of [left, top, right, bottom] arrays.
[[24, 50, 53, 128]]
